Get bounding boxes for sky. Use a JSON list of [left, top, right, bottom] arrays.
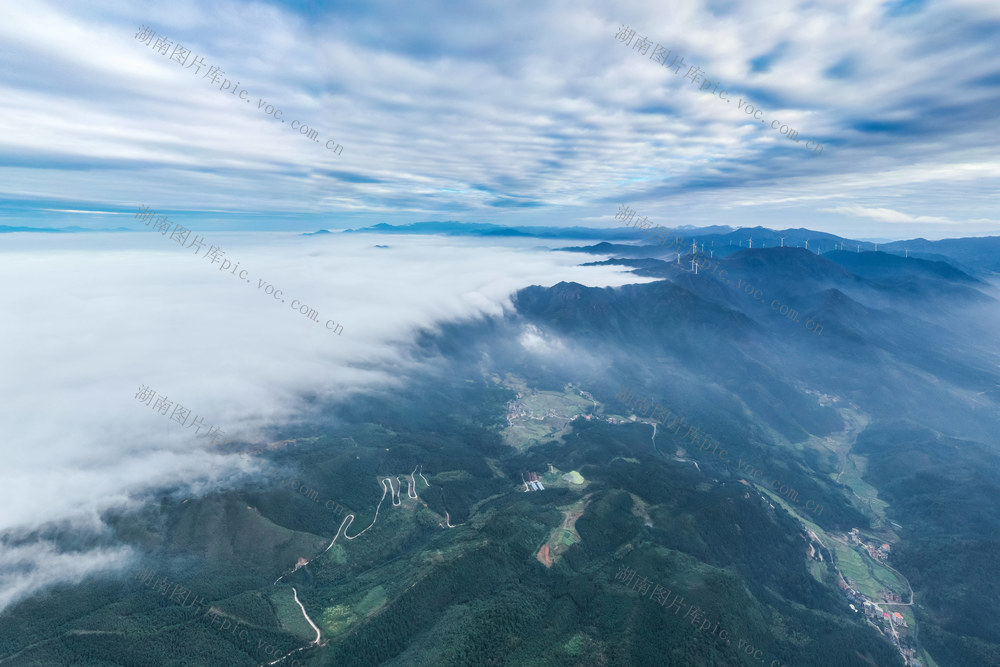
[[0, 0, 998, 240]]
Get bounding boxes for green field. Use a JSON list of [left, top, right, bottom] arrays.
[[501, 378, 595, 449], [829, 540, 907, 601]]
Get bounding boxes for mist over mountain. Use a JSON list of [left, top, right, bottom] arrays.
[[3, 226, 999, 666], [6, 0, 1000, 663], [336, 221, 664, 241]]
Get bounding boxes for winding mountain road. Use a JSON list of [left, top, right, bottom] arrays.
[[292, 587, 322, 645]]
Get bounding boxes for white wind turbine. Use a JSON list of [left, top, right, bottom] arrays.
[[748, 236, 753, 249], [691, 260, 698, 274], [779, 237, 786, 247]]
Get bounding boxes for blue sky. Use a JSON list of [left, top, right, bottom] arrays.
[[1, 0, 999, 239]]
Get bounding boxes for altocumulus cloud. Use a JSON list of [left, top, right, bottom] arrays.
[[2, 0, 1000, 238], [0, 231, 651, 612]]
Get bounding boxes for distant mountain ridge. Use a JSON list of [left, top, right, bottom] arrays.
[[0, 225, 130, 233], [333, 220, 734, 240], [320, 219, 1000, 275], [333, 221, 659, 240], [7, 219, 997, 275]]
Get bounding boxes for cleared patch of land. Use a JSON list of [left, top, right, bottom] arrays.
[[499, 376, 594, 450], [535, 495, 590, 567]]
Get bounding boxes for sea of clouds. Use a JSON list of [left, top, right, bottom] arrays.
[[0, 230, 652, 612]]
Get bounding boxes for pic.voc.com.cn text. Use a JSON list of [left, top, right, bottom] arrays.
[[132, 567, 305, 666], [612, 562, 790, 667], [615, 383, 824, 516], [614, 24, 823, 155], [134, 25, 344, 156], [614, 564, 788, 667], [135, 205, 344, 337], [614, 205, 824, 336], [215, 440, 352, 517]]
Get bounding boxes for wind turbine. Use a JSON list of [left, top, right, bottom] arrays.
[[857, 244, 861, 253], [709, 249, 713, 258], [691, 239, 698, 255], [874, 242, 879, 252], [804, 240, 809, 250], [779, 237, 786, 247], [748, 236, 753, 249], [691, 260, 698, 274], [905, 248, 910, 258]]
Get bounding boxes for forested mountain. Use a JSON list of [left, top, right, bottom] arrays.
[[2, 239, 998, 666]]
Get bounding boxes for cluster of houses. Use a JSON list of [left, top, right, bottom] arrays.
[[506, 394, 575, 427], [883, 610, 907, 627], [867, 602, 908, 628], [839, 530, 921, 664], [848, 591, 919, 664], [525, 471, 545, 491], [848, 528, 892, 561], [582, 413, 626, 425], [861, 540, 892, 561], [882, 590, 904, 603], [838, 579, 867, 607], [506, 395, 529, 425], [839, 580, 908, 628]]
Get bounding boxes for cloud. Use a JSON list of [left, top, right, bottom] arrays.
[[518, 323, 566, 354], [0, 0, 999, 238], [0, 230, 651, 612], [821, 205, 952, 224], [0, 540, 133, 613]]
